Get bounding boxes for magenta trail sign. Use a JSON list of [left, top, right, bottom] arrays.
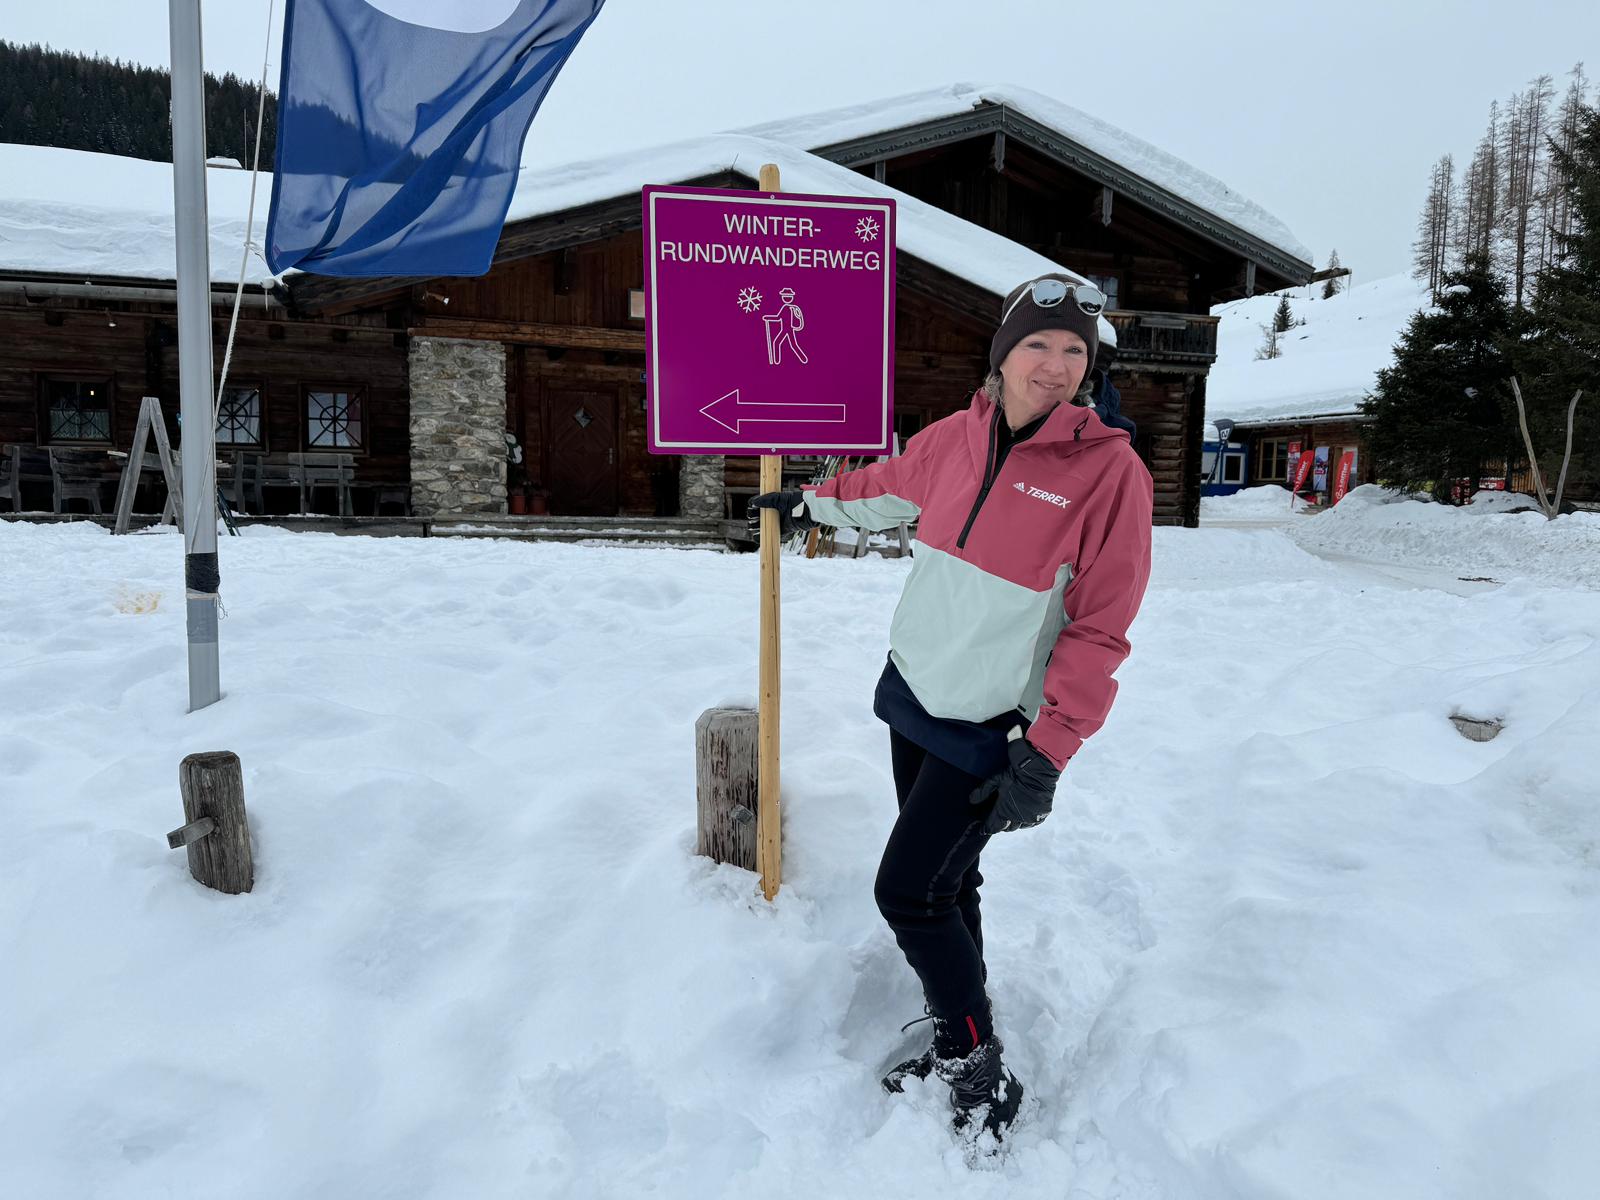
[[643, 184, 896, 456]]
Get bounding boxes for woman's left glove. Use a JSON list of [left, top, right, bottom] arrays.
[[969, 738, 1061, 834], [747, 490, 819, 540]]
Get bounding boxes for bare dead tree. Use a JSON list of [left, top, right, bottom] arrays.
[[1500, 76, 1557, 307], [1254, 323, 1284, 361], [1509, 377, 1586, 518], [1412, 154, 1456, 298]]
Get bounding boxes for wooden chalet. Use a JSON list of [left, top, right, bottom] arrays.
[[0, 87, 1311, 532], [765, 84, 1315, 525]]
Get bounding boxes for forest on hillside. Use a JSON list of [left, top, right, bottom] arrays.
[[0, 41, 278, 165]]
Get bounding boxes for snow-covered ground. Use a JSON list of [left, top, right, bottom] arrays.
[[1206, 484, 1600, 593], [1207, 274, 1431, 425], [3, 511, 1598, 1199]]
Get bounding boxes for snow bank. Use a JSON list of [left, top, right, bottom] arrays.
[[1200, 482, 1304, 523], [1207, 274, 1431, 425], [1287, 485, 1600, 591], [3, 520, 1598, 1197]]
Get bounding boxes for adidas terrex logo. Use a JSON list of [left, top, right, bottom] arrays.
[[1013, 481, 1072, 509]]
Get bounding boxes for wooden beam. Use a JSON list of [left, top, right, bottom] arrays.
[[1181, 375, 1206, 529], [410, 317, 644, 353], [873, 160, 887, 183]]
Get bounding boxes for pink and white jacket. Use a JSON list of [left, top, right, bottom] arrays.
[[804, 390, 1153, 769]]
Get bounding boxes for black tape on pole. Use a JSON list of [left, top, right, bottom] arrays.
[[185, 552, 221, 595]]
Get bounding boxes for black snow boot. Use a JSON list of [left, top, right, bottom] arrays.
[[882, 1001, 994, 1095], [934, 1035, 1025, 1143], [880, 1009, 938, 1093]]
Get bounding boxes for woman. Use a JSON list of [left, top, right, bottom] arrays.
[[750, 273, 1153, 1143]]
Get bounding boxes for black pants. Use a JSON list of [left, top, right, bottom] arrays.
[[874, 729, 995, 1047]]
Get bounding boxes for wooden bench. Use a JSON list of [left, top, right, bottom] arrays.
[[49, 448, 118, 515], [287, 452, 354, 516]]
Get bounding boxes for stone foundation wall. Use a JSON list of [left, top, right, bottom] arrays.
[[409, 337, 506, 516], [679, 454, 725, 520]]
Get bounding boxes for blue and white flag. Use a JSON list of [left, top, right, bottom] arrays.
[[266, 0, 605, 277]]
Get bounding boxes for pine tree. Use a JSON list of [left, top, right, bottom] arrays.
[[1254, 323, 1283, 361], [1514, 100, 1600, 496], [1322, 249, 1344, 299], [1362, 251, 1518, 501], [0, 40, 277, 164], [1547, 65, 1591, 268], [1272, 295, 1295, 333]]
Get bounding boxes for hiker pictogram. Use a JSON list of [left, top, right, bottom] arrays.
[[763, 287, 809, 365]]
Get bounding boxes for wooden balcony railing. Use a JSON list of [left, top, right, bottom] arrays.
[[1104, 311, 1219, 366]]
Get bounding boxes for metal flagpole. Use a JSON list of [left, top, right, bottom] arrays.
[[169, 0, 222, 711]]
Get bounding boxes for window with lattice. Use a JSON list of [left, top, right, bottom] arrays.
[[41, 378, 113, 444], [216, 386, 263, 447], [305, 388, 364, 450]]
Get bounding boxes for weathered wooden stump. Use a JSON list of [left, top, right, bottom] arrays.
[[696, 707, 759, 873], [170, 751, 253, 894]]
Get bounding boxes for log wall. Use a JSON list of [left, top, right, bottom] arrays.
[[0, 303, 410, 504]]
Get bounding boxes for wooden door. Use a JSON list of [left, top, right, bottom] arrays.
[[543, 385, 619, 515]]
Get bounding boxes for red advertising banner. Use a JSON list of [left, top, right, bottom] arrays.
[[1332, 450, 1356, 505], [1290, 450, 1315, 505]]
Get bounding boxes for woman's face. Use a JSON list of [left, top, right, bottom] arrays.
[[997, 328, 1090, 430]]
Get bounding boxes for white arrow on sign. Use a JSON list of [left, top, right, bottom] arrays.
[[699, 389, 847, 434]]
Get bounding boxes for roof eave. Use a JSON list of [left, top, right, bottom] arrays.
[[1225, 410, 1370, 429]]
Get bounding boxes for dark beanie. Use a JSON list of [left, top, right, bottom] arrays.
[[989, 273, 1101, 373]]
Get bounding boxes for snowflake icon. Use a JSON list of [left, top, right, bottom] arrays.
[[855, 216, 881, 243], [737, 286, 763, 314]]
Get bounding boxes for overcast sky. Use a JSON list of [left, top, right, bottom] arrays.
[[6, 0, 1594, 282]]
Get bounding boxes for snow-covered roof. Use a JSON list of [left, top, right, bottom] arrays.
[[1206, 274, 1429, 426], [497, 131, 1111, 338], [0, 134, 1113, 342], [735, 83, 1313, 271], [0, 143, 275, 287]]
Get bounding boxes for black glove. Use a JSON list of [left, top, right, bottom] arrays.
[[746, 489, 819, 540], [969, 737, 1061, 835]]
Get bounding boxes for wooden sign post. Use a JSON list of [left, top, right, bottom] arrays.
[[643, 167, 895, 902], [755, 163, 784, 901]]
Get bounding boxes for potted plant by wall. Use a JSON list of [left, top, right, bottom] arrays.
[[528, 486, 549, 516]]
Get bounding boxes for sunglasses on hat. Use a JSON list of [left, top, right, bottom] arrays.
[[1002, 277, 1107, 324]]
